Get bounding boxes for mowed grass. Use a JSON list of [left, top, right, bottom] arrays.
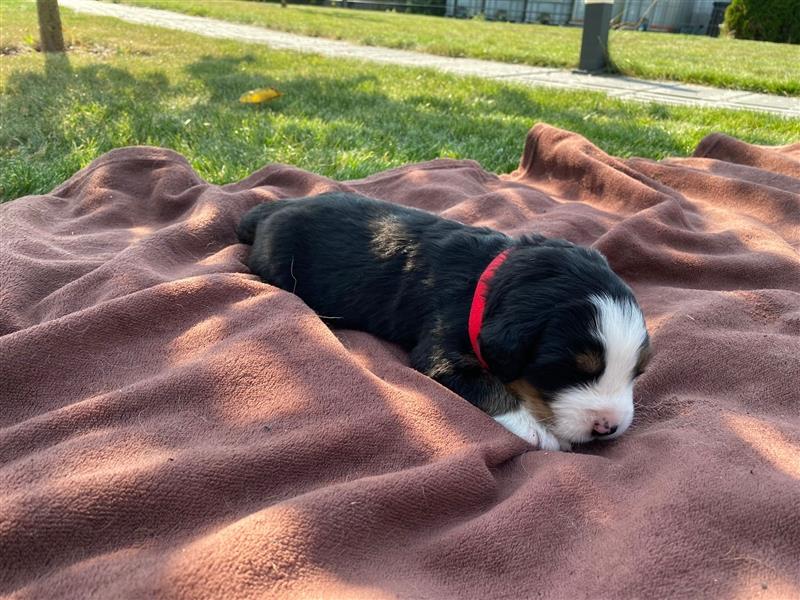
[[1, 0, 798, 202], [112, 0, 800, 95]]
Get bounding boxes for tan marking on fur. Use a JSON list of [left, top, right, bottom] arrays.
[[507, 379, 553, 422], [575, 351, 604, 374]]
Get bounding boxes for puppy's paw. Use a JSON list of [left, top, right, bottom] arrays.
[[493, 410, 562, 451], [532, 425, 562, 452]]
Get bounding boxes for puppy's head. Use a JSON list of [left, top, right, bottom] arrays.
[[479, 239, 650, 446]]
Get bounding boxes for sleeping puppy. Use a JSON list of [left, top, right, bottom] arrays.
[[237, 192, 650, 451]]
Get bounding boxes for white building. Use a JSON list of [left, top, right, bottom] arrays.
[[445, 0, 727, 34]]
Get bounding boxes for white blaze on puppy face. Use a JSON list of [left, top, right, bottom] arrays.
[[549, 294, 648, 444]]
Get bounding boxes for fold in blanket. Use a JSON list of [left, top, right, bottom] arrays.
[[1, 124, 799, 599]]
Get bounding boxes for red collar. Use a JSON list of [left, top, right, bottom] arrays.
[[468, 249, 511, 370]]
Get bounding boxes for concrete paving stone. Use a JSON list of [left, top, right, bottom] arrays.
[[734, 93, 800, 111], [495, 75, 590, 90]]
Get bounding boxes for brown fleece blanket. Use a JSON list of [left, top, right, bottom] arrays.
[[1, 124, 799, 599]]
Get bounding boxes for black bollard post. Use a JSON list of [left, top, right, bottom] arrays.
[[577, 0, 613, 73]]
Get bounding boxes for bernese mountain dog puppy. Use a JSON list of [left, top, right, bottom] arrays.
[[238, 192, 650, 451]]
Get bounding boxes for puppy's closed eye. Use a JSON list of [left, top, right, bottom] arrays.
[[575, 351, 604, 375], [634, 345, 652, 377]]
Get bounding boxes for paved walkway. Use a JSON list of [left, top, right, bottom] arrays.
[[60, 0, 799, 117]]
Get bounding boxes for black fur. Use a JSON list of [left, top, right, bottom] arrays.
[[238, 192, 640, 417]]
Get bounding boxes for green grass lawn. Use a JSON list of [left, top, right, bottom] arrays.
[[1, 0, 798, 202], [110, 0, 800, 96]]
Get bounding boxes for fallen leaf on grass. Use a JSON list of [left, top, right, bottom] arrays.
[[239, 87, 282, 104]]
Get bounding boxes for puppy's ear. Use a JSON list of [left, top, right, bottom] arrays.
[[478, 305, 545, 383], [474, 245, 570, 382], [478, 251, 557, 383]]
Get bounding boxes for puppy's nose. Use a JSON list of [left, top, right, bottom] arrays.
[[592, 419, 618, 437]]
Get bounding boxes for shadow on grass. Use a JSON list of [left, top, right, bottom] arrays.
[[182, 54, 689, 167], [1, 52, 174, 200], [3, 50, 784, 202]]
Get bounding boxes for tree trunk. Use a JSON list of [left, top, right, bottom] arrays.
[[37, 0, 65, 53]]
